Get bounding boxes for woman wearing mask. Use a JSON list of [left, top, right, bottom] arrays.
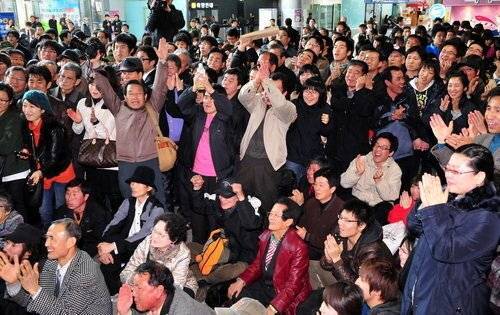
[[402, 144, 499, 315], [20, 90, 74, 229]]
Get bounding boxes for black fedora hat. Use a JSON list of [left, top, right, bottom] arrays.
[[125, 166, 156, 190]]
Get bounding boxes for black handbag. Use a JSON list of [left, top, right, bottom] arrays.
[[77, 138, 117, 168]]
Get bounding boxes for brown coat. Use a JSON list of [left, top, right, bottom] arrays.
[[94, 60, 168, 162], [298, 195, 345, 260]]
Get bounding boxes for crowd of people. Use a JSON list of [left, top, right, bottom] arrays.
[[0, 1, 499, 314]]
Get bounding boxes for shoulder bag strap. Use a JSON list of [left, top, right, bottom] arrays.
[[144, 102, 164, 137]]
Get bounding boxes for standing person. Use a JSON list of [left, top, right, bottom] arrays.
[[94, 38, 170, 208], [146, 0, 185, 45], [402, 145, 499, 315], [0, 83, 30, 220], [236, 60, 297, 215], [20, 90, 75, 229], [48, 15, 58, 35], [68, 68, 122, 212], [0, 218, 112, 315]]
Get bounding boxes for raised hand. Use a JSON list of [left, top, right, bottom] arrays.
[[18, 260, 40, 295], [467, 77, 479, 97], [154, 38, 169, 62], [413, 138, 430, 151], [355, 154, 366, 176], [399, 191, 412, 209], [355, 75, 366, 91], [468, 110, 487, 135], [418, 173, 448, 208], [116, 284, 134, 315], [321, 113, 330, 125], [66, 108, 82, 123], [430, 114, 453, 144], [324, 234, 343, 263], [296, 226, 307, 239], [290, 189, 305, 206], [440, 95, 450, 112], [373, 168, 384, 183], [0, 252, 20, 284]]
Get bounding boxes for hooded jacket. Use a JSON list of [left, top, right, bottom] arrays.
[[320, 220, 393, 282]]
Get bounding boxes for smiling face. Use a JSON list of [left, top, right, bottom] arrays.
[[386, 69, 405, 95], [447, 76, 466, 101], [345, 65, 364, 89], [418, 66, 435, 87], [268, 203, 293, 232], [444, 153, 485, 195], [22, 100, 44, 123], [372, 137, 393, 164], [485, 95, 500, 133], [150, 220, 174, 249], [45, 223, 75, 261], [125, 83, 147, 109], [302, 87, 320, 106]]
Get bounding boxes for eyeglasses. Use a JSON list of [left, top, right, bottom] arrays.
[[338, 214, 359, 223], [444, 165, 476, 175], [373, 144, 390, 151]]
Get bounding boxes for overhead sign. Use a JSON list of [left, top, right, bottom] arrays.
[[365, 0, 408, 3], [428, 4, 446, 19]]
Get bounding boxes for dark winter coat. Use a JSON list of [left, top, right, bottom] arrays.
[[402, 184, 500, 315]]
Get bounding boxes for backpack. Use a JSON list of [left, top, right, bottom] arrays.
[[195, 228, 231, 276]]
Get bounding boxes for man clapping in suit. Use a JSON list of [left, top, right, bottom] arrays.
[[0, 218, 112, 315]]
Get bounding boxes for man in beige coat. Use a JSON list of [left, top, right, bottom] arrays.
[[236, 53, 297, 215], [340, 132, 402, 224]]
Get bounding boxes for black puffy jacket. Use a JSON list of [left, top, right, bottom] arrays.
[[21, 116, 71, 179]]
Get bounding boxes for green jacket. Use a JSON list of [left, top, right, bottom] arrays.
[[0, 109, 30, 178]]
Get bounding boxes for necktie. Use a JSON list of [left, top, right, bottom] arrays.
[[54, 269, 61, 297], [265, 239, 278, 269]]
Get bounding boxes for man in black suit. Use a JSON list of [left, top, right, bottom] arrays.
[[136, 45, 158, 88]]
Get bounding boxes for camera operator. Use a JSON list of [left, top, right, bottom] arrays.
[[146, 0, 185, 46]]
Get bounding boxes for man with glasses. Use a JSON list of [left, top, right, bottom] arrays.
[[136, 45, 158, 88], [5, 66, 28, 105], [438, 39, 463, 80], [37, 40, 62, 63], [340, 133, 402, 225]]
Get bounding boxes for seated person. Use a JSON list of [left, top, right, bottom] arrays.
[[0, 223, 45, 315], [116, 261, 215, 315], [355, 258, 401, 314], [320, 199, 393, 282], [53, 179, 110, 257], [227, 198, 311, 315], [120, 213, 198, 297], [98, 166, 164, 295], [0, 194, 24, 249], [340, 133, 402, 225], [387, 175, 421, 225], [297, 156, 329, 202], [3, 219, 112, 315], [296, 167, 345, 289], [318, 282, 363, 315], [190, 176, 262, 288]]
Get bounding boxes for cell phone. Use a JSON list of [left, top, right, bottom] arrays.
[[333, 233, 342, 244]]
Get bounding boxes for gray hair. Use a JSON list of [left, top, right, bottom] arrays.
[[0, 195, 13, 213], [51, 218, 82, 241], [60, 62, 82, 79], [174, 48, 192, 67]]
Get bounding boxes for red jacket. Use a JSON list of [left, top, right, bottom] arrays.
[[239, 229, 311, 315]]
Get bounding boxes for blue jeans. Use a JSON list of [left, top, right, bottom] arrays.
[[285, 160, 306, 184], [40, 182, 67, 228]]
